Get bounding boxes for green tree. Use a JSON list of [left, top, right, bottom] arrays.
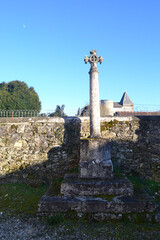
[[0, 81, 41, 111], [49, 105, 67, 117]]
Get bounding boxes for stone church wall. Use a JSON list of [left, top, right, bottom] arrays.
[[0, 116, 159, 184]]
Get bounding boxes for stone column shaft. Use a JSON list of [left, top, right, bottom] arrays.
[[89, 63, 100, 138], [84, 50, 103, 138]]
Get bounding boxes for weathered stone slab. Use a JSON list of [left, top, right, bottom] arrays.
[[61, 174, 133, 196], [79, 139, 113, 179], [38, 195, 82, 213], [38, 193, 156, 215]]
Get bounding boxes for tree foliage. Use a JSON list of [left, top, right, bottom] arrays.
[[49, 105, 67, 117], [0, 81, 41, 111]]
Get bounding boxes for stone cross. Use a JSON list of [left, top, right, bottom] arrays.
[[84, 50, 103, 138]]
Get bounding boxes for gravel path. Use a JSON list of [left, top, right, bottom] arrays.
[[0, 213, 96, 240], [0, 214, 54, 240], [0, 213, 160, 240]]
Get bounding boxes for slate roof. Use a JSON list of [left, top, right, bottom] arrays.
[[119, 92, 133, 106], [114, 102, 123, 108]]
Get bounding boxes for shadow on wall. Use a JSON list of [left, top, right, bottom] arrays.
[[0, 117, 81, 185], [47, 117, 81, 180], [0, 116, 160, 185], [111, 116, 160, 182]]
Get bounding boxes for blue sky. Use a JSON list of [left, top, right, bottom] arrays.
[[0, 0, 160, 115]]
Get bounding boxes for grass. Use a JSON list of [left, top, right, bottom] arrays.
[[113, 163, 160, 209], [46, 214, 65, 225], [67, 166, 78, 174], [45, 219, 160, 240], [45, 177, 63, 196], [128, 175, 160, 210], [0, 176, 160, 239], [0, 182, 48, 216]]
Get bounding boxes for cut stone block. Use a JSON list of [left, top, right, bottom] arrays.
[[61, 173, 133, 196], [79, 139, 113, 179], [38, 192, 156, 215]]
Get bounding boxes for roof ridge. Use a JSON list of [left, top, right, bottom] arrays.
[[119, 92, 133, 105]]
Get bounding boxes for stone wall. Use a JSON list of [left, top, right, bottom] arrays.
[[99, 116, 160, 182], [0, 117, 80, 184], [0, 116, 159, 184]]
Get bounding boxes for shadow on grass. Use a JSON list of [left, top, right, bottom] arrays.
[[0, 182, 48, 216]]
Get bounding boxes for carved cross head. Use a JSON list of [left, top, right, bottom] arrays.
[[84, 50, 103, 64]]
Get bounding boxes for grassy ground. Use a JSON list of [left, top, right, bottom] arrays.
[[0, 182, 48, 216], [0, 177, 160, 239]]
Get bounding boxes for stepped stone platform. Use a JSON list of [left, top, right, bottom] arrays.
[[38, 192, 156, 215], [37, 139, 159, 221], [61, 173, 133, 196], [38, 176, 158, 221]]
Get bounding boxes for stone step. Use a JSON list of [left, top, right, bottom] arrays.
[[38, 192, 156, 216], [61, 173, 133, 196]]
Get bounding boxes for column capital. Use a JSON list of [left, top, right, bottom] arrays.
[[89, 64, 99, 74]]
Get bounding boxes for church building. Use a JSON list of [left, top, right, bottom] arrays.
[[100, 92, 134, 116], [81, 92, 134, 117]]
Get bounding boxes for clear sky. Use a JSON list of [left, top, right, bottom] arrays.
[[0, 0, 160, 115]]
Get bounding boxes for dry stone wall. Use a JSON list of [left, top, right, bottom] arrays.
[[0, 117, 80, 184], [0, 116, 159, 184], [100, 116, 160, 182]]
